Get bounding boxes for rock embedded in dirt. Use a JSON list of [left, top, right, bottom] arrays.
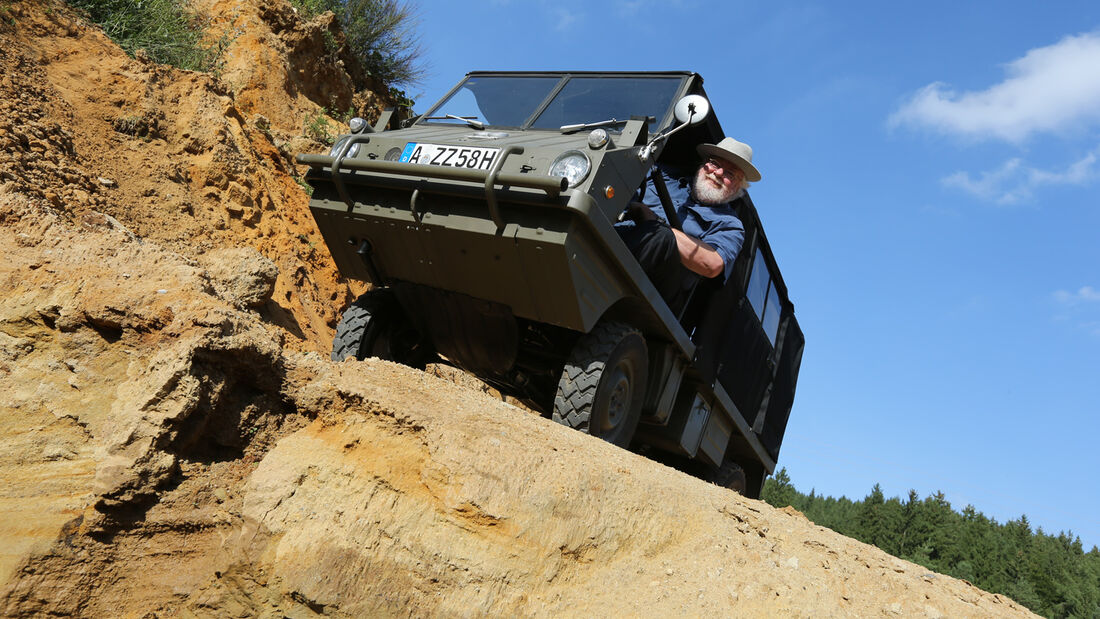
[[200, 247, 279, 309]]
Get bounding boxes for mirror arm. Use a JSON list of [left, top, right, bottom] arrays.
[[639, 110, 698, 162]]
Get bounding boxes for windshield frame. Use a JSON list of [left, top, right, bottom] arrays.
[[416, 71, 695, 133]]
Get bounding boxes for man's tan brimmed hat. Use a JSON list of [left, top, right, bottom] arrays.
[[697, 137, 761, 182]]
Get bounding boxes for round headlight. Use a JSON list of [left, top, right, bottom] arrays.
[[549, 150, 591, 188], [328, 137, 360, 158]]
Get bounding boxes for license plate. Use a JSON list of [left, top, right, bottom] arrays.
[[399, 142, 500, 171]]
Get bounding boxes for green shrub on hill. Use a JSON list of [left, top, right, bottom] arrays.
[[67, 0, 229, 73], [287, 0, 425, 89]]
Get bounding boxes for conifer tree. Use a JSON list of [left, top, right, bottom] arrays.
[[758, 470, 1100, 617]]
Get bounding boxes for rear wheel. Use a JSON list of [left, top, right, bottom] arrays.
[[553, 321, 647, 448], [710, 459, 747, 495], [332, 289, 434, 368]]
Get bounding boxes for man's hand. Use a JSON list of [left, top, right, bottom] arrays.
[[625, 201, 659, 223]]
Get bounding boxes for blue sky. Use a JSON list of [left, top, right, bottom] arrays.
[[408, 1, 1100, 548]]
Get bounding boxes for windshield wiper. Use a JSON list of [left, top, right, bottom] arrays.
[[421, 114, 485, 129], [559, 118, 628, 134]]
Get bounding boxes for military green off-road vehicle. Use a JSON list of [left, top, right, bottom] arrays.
[[297, 71, 803, 497]]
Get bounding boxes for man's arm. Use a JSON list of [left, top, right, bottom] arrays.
[[672, 229, 724, 278], [625, 201, 724, 278]]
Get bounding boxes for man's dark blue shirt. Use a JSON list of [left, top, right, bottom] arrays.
[[614, 165, 745, 282]]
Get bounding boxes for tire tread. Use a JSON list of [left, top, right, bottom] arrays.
[[711, 459, 747, 495], [331, 291, 389, 361], [552, 321, 641, 434]]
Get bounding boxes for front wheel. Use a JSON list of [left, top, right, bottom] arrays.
[[553, 321, 648, 448], [331, 289, 435, 368]]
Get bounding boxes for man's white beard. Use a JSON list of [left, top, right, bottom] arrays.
[[692, 168, 738, 205]]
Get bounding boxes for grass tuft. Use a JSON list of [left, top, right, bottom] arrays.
[[67, 0, 231, 73], [302, 107, 336, 145]]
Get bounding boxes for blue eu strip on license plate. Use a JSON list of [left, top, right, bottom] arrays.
[[400, 142, 499, 171]]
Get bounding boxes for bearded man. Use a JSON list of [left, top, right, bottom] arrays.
[[615, 137, 762, 309]]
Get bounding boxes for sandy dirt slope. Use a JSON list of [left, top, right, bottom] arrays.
[[0, 1, 1037, 617], [0, 0, 368, 354]]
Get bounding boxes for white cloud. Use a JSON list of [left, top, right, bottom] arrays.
[[1054, 286, 1100, 305], [1053, 287, 1100, 336], [942, 158, 1023, 203], [941, 146, 1100, 204], [551, 6, 579, 31], [615, 0, 688, 15], [890, 32, 1100, 142], [616, 0, 648, 13]]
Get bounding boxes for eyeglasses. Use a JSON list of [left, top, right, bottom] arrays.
[[703, 158, 741, 178]]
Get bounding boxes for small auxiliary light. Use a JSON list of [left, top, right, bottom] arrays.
[[587, 128, 609, 149]]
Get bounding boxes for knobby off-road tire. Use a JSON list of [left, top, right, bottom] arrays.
[[710, 459, 747, 495], [553, 321, 648, 448], [331, 289, 434, 368]]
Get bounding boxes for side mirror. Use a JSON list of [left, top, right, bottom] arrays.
[[674, 95, 711, 126], [639, 95, 712, 162]]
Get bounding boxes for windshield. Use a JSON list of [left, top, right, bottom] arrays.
[[422, 74, 687, 131], [423, 76, 561, 128], [531, 76, 683, 132]]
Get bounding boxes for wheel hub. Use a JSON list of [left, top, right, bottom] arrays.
[[604, 364, 633, 431]]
